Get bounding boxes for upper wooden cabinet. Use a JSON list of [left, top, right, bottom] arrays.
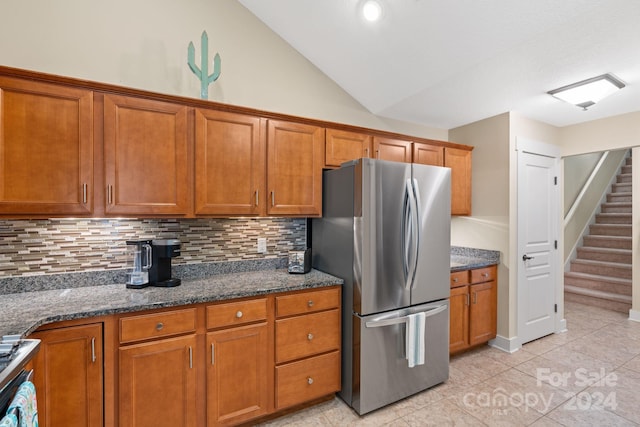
[[0, 77, 93, 215], [412, 142, 444, 167], [267, 120, 324, 216], [444, 147, 472, 216], [373, 136, 412, 163], [325, 128, 372, 167], [103, 94, 190, 216], [195, 109, 266, 216]]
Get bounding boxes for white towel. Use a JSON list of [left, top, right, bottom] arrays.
[[406, 312, 426, 368]]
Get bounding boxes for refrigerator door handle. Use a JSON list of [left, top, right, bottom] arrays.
[[364, 304, 447, 328], [411, 178, 421, 288], [403, 179, 419, 290], [402, 179, 413, 288]]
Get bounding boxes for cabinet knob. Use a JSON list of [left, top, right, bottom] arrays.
[[156, 322, 164, 331], [308, 300, 314, 307], [482, 273, 489, 278], [307, 333, 314, 341], [307, 377, 314, 385], [453, 277, 458, 282], [236, 311, 243, 318]]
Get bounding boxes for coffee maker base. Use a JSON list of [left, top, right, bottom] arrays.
[[152, 278, 181, 287], [126, 282, 150, 290]]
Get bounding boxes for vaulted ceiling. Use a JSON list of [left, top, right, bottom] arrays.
[[239, 0, 640, 130]]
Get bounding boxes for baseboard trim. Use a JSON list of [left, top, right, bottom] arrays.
[[629, 309, 640, 323], [489, 334, 521, 353], [556, 318, 567, 333]]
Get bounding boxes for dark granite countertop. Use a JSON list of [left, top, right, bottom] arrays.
[[0, 268, 341, 338], [450, 246, 501, 272]]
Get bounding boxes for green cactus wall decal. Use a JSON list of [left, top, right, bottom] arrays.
[[188, 31, 221, 100]]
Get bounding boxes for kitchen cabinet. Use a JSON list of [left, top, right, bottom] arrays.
[[373, 136, 412, 163], [118, 308, 198, 427], [412, 142, 444, 167], [445, 147, 472, 216], [274, 287, 341, 410], [103, 94, 190, 216], [31, 322, 103, 427], [324, 128, 372, 168], [267, 120, 324, 216], [449, 265, 497, 354], [195, 109, 266, 216], [206, 298, 270, 426], [0, 76, 93, 215]]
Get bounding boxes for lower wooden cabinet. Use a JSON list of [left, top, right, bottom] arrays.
[[449, 266, 497, 354], [31, 323, 103, 427], [206, 298, 270, 426], [29, 286, 340, 426]]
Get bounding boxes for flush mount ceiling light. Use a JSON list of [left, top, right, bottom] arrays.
[[362, 0, 383, 22], [547, 73, 625, 110]]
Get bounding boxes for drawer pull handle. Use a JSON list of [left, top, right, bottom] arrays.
[[482, 273, 489, 278], [308, 300, 314, 307], [307, 377, 314, 385], [156, 322, 164, 331], [236, 311, 243, 318], [307, 333, 314, 341], [453, 277, 458, 282]]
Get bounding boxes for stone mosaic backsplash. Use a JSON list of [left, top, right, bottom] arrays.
[[0, 218, 306, 278]]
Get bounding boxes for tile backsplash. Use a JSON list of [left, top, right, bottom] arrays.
[[0, 218, 306, 277]]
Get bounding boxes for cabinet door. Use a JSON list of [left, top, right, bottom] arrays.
[[373, 136, 412, 163], [103, 94, 190, 215], [119, 335, 197, 427], [0, 77, 93, 215], [469, 280, 497, 346], [207, 323, 269, 426], [412, 142, 444, 166], [31, 323, 103, 427], [444, 147, 472, 216], [325, 128, 372, 167], [267, 120, 324, 216], [449, 285, 469, 354], [195, 109, 265, 216]]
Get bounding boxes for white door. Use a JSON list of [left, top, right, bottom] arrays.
[[517, 139, 559, 345]]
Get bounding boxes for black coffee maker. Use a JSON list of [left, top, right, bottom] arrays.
[[149, 239, 181, 287]]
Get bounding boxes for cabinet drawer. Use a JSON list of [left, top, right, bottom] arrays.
[[450, 271, 469, 288], [275, 287, 340, 318], [120, 308, 197, 344], [275, 309, 340, 363], [275, 350, 340, 409], [470, 266, 496, 284], [206, 298, 267, 329]]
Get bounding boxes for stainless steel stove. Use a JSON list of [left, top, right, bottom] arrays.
[[0, 336, 40, 390]]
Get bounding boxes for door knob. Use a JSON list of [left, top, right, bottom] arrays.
[[522, 254, 533, 261]]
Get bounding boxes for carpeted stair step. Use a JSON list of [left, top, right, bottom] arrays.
[[564, 271, 632, 295], [582, 235, 632, 249], [589, 223, 631, 237], [595, 213, 632, 224], [607, 192, 632, 203], [612, 182, 632, 193], [621, 164, 632, 174], [570, 258, 631, 280], [617, 173, 631, 184], [576, 246, 632, 264], [564, 288, 631, 313], [601, 202, 632, 213]]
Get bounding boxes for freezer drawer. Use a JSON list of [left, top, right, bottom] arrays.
[[351, 300, 449, 415]]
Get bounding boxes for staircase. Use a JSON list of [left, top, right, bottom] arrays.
[[564, 155, 632, 313]]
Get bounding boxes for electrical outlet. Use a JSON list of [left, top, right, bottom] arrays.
[[257, 238, 267, 253]]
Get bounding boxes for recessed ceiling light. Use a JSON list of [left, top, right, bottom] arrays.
[[547, 73, 625, 110], [362, 0, 383, 22]]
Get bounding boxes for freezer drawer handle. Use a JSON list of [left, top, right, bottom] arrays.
[[365, 304, 447, 328]]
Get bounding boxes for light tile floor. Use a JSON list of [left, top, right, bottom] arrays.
[[259, 301, 640, 426]]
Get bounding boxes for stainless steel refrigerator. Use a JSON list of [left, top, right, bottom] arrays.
[[311, 158, 451, 415]]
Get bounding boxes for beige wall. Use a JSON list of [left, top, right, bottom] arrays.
[[559, 112, 640, 157], [449, 113, 510, 338], [0, 0, 447, 140]]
